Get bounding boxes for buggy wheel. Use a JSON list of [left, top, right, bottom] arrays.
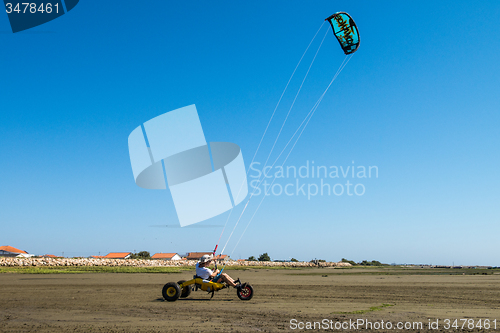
[[162, 282, 181, 302], [177, 280, 191, 298], [237, 283, 253, 300]]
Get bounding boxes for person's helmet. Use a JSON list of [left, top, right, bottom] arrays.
[[199, 254, 212, 263]]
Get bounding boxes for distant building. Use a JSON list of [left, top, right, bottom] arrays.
[[42, 254, 58, 258], [103, 252, 132, 259], [0, 246, 29, 258], [151, 253, 182, 260], [214, 254, 229, 262], [15, 253, 35, 258], [186, 252, 212, 260]]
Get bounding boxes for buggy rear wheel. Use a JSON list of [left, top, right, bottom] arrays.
[[177, 280, 191, 298], [162, 282, 181, 302]]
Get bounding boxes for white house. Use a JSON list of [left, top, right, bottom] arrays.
[[0, 245, 30, 258], [151, 253, 182, 260]]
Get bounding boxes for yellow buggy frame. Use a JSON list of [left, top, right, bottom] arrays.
[[162, 275, 253, 301]]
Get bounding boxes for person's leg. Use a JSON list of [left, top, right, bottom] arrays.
[[214, 273, 237, 287], [222, 273, 237, 287]]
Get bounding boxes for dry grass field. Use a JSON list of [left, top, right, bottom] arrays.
[[0, 266, 499, 332]]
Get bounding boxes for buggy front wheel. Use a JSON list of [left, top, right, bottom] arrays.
[[237, 284, 253, 300]]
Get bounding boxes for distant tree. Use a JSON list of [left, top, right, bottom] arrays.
[[290, 258, 299, 262], [341, 258, 357, 266], [138, 251, 150, 259], [358, 260, 383, 266], [131, 251, 150, 259], [258, 253, 271, 261], [247, 256, 257, 261]]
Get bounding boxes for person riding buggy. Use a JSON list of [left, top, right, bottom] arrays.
[[195, 254, 238, 287]]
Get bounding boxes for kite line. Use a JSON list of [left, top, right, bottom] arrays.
[[228, 54, 354, 257], [212, 21, 327, 256], [219, 26, 332, 256]]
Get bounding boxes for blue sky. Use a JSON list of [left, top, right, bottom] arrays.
[[1, 1, 499, 265]]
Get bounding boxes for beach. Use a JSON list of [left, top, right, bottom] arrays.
[[1, 267, 499, 332]]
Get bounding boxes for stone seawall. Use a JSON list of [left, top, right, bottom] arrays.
[[0, 257, 351, 268]]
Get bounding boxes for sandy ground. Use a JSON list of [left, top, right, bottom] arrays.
[[1, 267, 499, 332]]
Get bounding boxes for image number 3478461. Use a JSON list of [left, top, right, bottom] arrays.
[[3, 0, 79, 33]]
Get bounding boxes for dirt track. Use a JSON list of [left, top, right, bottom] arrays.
[[1, 268, 499, 332]]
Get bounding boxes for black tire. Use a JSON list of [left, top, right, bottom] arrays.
[[177, 280, 191, 298], [162, 282, 181, 302], [237, 283, 254, 301]]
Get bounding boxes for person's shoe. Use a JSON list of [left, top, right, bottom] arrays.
[[234, 278, 241, 285]]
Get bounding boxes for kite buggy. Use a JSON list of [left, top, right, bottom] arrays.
[[162, 276, 253, 301], [162, 253, 253, 301]]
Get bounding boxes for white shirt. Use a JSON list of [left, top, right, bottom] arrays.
[[195, 262, 213, 280]]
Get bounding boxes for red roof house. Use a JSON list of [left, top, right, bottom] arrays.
[[151, 253, 182, 260], [186, 252, 212, 260], [103, 252, 132, 259], [214, 254, 229, 261], [0, 246, 28, 257]]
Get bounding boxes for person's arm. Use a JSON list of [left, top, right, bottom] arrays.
[[209, 269, 219, 278]]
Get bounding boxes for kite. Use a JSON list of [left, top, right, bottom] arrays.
[[326, 12, 360, 55]]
